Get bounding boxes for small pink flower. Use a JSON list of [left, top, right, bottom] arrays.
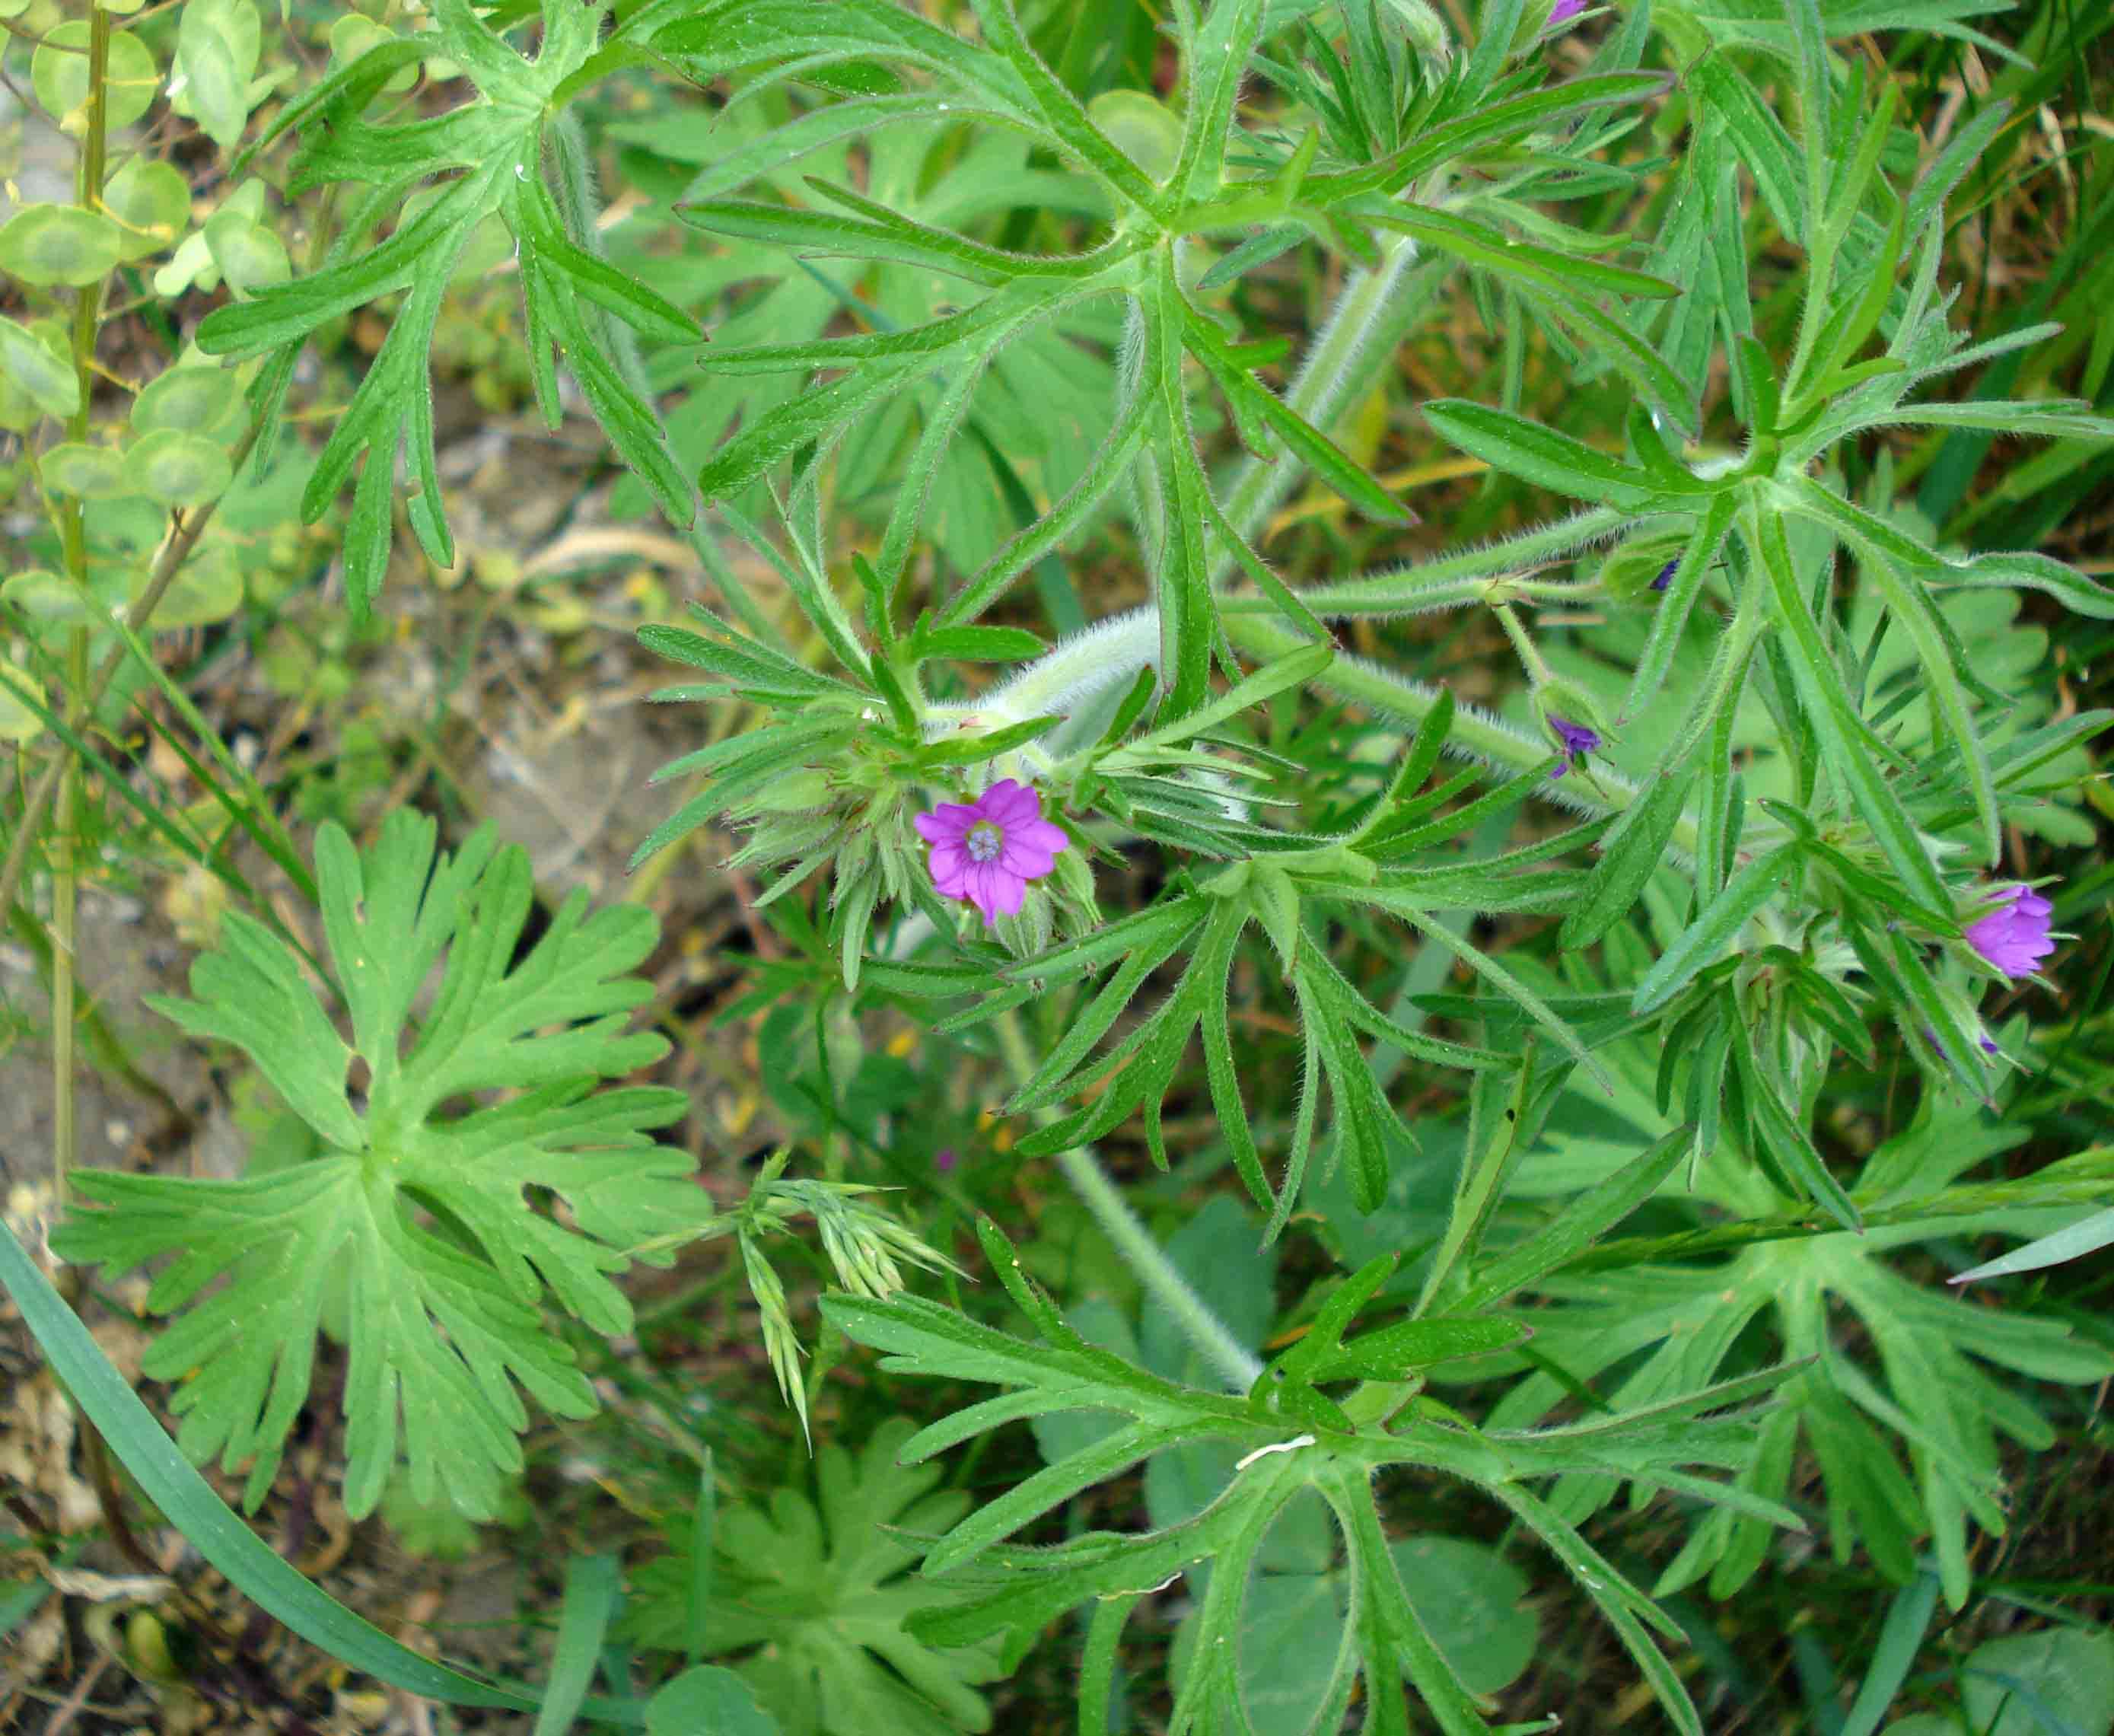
[[1963, 884, 2055, 981], [914, 779, 1068, 925], [1548, 0, 1587, 23]]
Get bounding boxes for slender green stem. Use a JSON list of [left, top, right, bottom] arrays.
[[1492, 600, 1554, 687], [992, 1011, 1262, 1392], [1051, 1144, 1265, 1390], [46, 5, 113, 1202], [1222, 613, 1594, 775], [1224, 506, 1628, 620], [51, 632, 84, 1203], [1223, 610, 1734, 865], [0, 430, 257, 935]]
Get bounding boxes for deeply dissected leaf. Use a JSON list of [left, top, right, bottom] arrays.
[[55, 814, 699, 1520], [827, 1219, 1783, 1730], [1488, 1091, 2111, 1611], [625, 1420, 1001, 1736], [194, 0, 692, 611]]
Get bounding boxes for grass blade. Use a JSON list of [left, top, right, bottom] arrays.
[[534, 1553, 622, 1736], [0, 1222, 642, 1721]]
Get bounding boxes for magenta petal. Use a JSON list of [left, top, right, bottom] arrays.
[[926, 799, 985, 833], [915, 811, 967, 845], [987, 867, 1027, 916], [957, 860, 1028, 921], [1966, 883, 2055, 979], [919, 780, 1066, 919], [999, 846, 1055, 881], [960, 862, 1001, 923], [983, 779, 1039, 824], [929, 842, 971, 894]]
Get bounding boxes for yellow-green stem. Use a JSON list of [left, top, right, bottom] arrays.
[[0, 424, 258, 932], [52, 635, 84, 1202], [49, 5, 113, 1201]]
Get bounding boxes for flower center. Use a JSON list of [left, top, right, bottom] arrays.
[[965, 820, 1003, 863]]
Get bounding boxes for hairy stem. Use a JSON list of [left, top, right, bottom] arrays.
[[1216, 234, 1433, 569], [994, 1011, 1263, 1391], [948, 597, 1720, 864], [1569, 1153, 2114, 1273]]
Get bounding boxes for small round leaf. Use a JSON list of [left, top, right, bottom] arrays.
[[454, 212, 513, 282], [0, 317, 80, 417], [133, 365, 243, 439], [186, 0, 263, 83], [0, 374, 37, 433], [402, 187, 511, 285], [1963, 1627, 2114, 1736], [1086, 90, 1183, 184], [135, 540, 244, 628], [33, 24, 161, 132], [129, 428, 234, 506], [174, 0, 262, 149], [153, 230, 221, 298], [202, 213, 291, 295], [0, 570, 90, 627], [0, 204, 124, 286], [329, 14, 419, 93], [1393, 1537, 1539, 1696], [0, 665, 48, 744], [104, 158, 190, 263], [43, 442, 132, 499]]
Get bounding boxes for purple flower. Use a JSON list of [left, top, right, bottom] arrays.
[[1922, 1027, 2005, 1063], [1963, 884, 2055, 980], [1650, 559, 1678, 593], [1548, 714, 1600, 779], [1548, 0, 1587, 22], [914, 779, 1069, 925], [934, 1145, 958, 1174]]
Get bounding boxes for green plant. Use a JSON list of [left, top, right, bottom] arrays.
[[629, 1418, 1004, 1735], [5, 0, 2113, 1730], [50, 812, 700, 1518]]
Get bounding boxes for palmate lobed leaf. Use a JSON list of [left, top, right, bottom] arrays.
[[54, 813, 699, 1520], [623, 1419, 1003, 1736]]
